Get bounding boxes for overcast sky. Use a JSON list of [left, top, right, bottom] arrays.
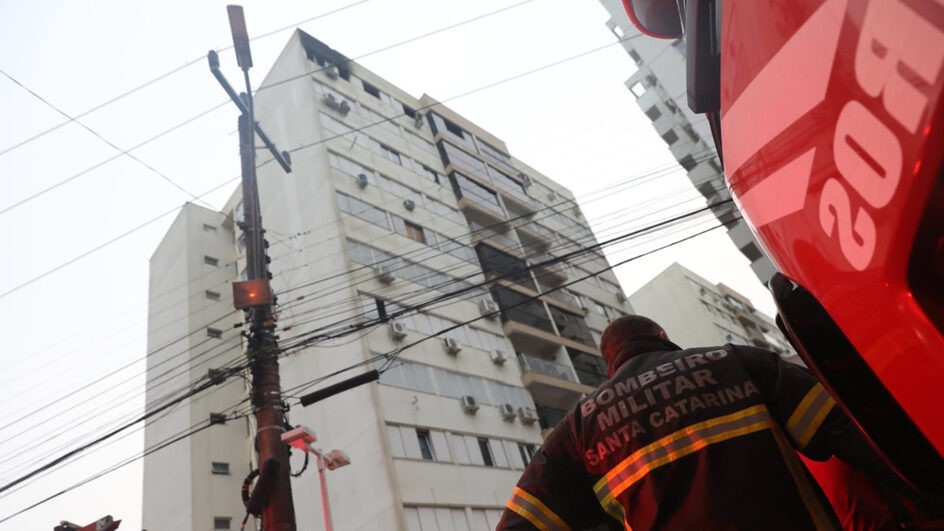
[[0, 1, 775, 528]]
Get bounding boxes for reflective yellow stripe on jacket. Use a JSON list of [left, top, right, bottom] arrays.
[[506, 486, 571, 531], [593, 405, 776, 520], [786, 383, 836, 449]]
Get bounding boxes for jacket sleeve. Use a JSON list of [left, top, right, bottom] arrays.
[[497, 418, 615, 530], [733, 346, 876, 463]]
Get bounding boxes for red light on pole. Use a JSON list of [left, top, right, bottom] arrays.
[[233, 279, 272, 309]]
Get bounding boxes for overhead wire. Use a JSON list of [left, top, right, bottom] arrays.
[[0, 68, 210, 207], [0, 152, 722, 459], [0, 139, 724, 484], [0, 0, 536, 218], [0, 203, 736, 515], [0, 195, 726, 486], [0, 0, 377, 159]]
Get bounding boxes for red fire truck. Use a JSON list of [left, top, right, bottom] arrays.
[[621, 0, 943, 495]]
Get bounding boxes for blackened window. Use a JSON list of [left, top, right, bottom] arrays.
[[204, 255, 219, 266], [211, 462, 230, 475], [679, 155, 698, 171], [644, 106, 662, 121], [363, 81, 381, 99], [206, 328, 223, 339], [444, 119, 465, 139], [478, 438, 494, 467], [661, 130, 679, 145]]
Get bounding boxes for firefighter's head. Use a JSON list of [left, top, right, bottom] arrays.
[[600, 315, 670, 377]]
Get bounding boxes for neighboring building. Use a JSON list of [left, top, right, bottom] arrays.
[[143, 31, 631, 531], [597, 0, 777, 285], [628, 263, 795, 358]]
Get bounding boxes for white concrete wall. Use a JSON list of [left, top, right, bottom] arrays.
[[143, 204, 248, 530]]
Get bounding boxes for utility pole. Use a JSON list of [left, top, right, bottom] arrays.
[[209, 5, 296, 530]]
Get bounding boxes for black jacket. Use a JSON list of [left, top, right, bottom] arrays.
[[497, 339, 880, 531]]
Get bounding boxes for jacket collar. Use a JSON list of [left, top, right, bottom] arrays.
[[607, 336, 683, 378]]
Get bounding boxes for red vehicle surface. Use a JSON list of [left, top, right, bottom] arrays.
[[622, 0, 943, 494]]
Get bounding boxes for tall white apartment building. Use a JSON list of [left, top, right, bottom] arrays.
[[143, 31, 633, 531], [628, 263, 794, 359], [597, 0, 777, 284]]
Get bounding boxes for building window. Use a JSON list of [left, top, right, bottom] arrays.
[[380, 144, 402, 165], [741, 242, 764, 261], [203, 255, 219, 266], [206, 328, 223, 339], [682, 124, 700, 142], [593, 301, 607, 316], [444, 119, 465, 139], [644, 106, 662, 121], [205, 290, 221, 301], [628, 49, 642, 64], [214, 517, 231, 529], [202, 223, 217, 232], [404, 221, 426, 244], [211, 462, 230, 475], [661, 130, 679, 145], [679, 154, 698, 171], [665, 99, 679, 114], [421, 165, 441, 184], [417, 429, 435, 461], [363, 81, 381, 99], [478, 438, 494, 467], [518, 443, 537, 465]]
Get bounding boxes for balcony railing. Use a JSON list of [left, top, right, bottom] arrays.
[[518, 353, 579, 383]]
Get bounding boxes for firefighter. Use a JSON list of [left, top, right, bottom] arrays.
[[497, 315, 892, 530]]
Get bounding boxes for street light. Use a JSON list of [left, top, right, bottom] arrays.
[[281, 427, 351, 531]]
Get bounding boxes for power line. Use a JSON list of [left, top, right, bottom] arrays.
[[0, 0, 538, 218], [0, 199, 726, 483], [0, 68, 210, 207], [283, 220, 733, 399], [0, 364, 241, 497], [0, 0, 377, 159]]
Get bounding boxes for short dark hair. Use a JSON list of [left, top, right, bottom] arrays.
[[600, 315, 667, 362]]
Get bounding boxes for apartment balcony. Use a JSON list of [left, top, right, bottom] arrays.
[[518, 353, 593, 411], [535, 405, 569, 433], [515, 224, 552, 252], [528, 252, 568, 284], [451, 173, 508, 228], [470, 228, 523, 258], [567, 348, 608, 388], [475, 243, 537, 292]]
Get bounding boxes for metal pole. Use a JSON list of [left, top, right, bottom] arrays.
[[317, 452, 333, 531]]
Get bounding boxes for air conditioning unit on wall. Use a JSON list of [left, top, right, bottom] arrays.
[[388, 321, 407, 341], [489, 349, 508, 365], [478, 298, 499, 319], [460, 395, 479, 413], [374, 264, 395, 284], [517, 406, 538, 424], [443, 337, 461, 355], [499, 403, 516, 420]]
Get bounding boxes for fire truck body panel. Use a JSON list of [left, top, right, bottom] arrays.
[[719, 0, 944, 457]]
